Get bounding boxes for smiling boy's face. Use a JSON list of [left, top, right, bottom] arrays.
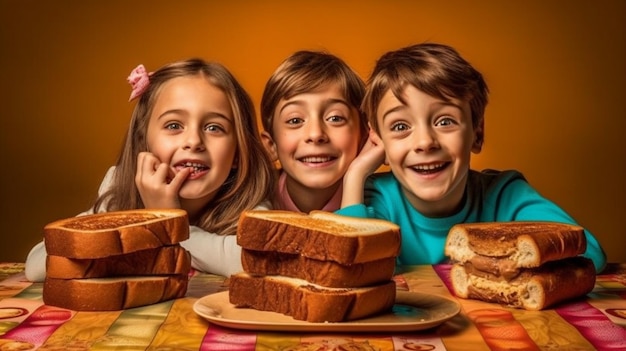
[[376, 85, 482, 217]]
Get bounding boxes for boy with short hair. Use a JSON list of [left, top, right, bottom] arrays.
[[338, 43, 606, 272]]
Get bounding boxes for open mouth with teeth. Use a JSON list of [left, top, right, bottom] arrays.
[[412, 162, 449, 174], [298, 156, 337, 164], [174, 161, 209, 176]]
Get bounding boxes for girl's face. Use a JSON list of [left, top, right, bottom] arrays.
[[263, 84, 361, 193], [146, 75, 237, 203], [376, 85, 482, 217]]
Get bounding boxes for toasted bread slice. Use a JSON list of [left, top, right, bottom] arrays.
[[46, 245, 191, 279], [43, 274, 188, 311], [44, 209, 189, 259], [229, 272, 396, 322], [449, 256, 595, 310], [445, 221, 586, 268], [237, 210, 401, 264], [241, 248, 396, 288]]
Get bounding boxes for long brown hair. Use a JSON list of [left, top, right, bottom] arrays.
[[363, 43, 489, 146], [93, 58, 276, 235]]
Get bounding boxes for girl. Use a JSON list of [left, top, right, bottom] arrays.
[[260, 51, 367, 213], [25, 58, 276, 281]]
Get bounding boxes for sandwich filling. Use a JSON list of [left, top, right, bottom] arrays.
[[466, 255, 521, 281]]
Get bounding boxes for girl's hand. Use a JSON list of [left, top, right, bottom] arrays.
[[135, 152, 191, 209]]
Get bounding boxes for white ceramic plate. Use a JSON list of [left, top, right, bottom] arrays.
[[193, 290, 460, 332]]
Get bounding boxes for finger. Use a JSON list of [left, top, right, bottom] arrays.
[[165, 166, 177, 184], [136, 152, 150, 184], [136, 152, 167, 188], [168, 167, 192, 190], [137, 152, 159, 175], [153, 163, 174, 183]]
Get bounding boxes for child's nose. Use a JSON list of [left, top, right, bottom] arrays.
[[183, 131, 206, 151], [305, 119, 329, 144], [412, 128, 439, 152]]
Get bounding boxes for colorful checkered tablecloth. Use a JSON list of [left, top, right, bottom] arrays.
[[1, 262, 625, 350]]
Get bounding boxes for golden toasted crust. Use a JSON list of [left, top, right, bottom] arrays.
[[445, 221, 586, 267], [241, 249, 396, 288], [450, 256, 595, 310], [228, 273, 396, 322], [44, 209, 189, 258], [237, 210, 401, 264], [46, 245, 191, 279], [43, 275, 188, 311]]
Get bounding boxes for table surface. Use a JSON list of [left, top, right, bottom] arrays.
[[0, 262, 625, 350]]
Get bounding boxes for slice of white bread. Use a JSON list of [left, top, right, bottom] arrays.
[[445, 221, 586, 268], [449, 256, 595, 310], [44, 209, 190, 259], [241, 248, 396, 288], [43, 275, 188, 311], [46, 245, 191, 279], [228, 272, 396, 322], [237, 210, 401, 264]]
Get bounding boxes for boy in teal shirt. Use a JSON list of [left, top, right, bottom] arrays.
[[337, 43, 606, 272]]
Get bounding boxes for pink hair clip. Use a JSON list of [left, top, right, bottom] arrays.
[[127, 64, 151, 101]]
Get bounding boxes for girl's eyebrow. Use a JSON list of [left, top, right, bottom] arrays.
[[157, 109, 232, 122], [203, 112, 233, 122]]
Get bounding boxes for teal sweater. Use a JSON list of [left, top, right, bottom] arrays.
[[336, 169, 607, 273]]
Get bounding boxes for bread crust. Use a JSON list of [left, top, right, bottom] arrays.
[[445, 221, 586, 268], [241, 249, 396, 288], [237, 210, 401, 264], [46, 245, 191, 279], [450, 256, 595, 310], [229, 273, 396, 322], [44, 209, 189, 258], [43, 275, 188, 311]]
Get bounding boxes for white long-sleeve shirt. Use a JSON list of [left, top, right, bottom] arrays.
[[24, 166, 269, 282]]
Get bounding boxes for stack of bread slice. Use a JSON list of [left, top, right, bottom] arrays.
[[42, 209, 191, 311], [444, 221, 596, 310], [229, 210, 401, 322]]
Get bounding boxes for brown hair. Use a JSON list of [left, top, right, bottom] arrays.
[[260, 50, 367, 147], [93, 58, 276, 235], [363, 43, 489, 145]]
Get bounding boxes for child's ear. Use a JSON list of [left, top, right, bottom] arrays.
[[260, 131, 279, 162], [471, 119, 484, 153]]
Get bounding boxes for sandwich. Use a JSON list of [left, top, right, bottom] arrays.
[[229, 272, 396, 323], [46, 245, 190, 279], [444, 221, 596, 310], [237, 210, 401, 264], [240, 249, 396, 288], [230, 210, 401, 322], [42, 209, 191, 311], [44, 209, 190, 258], [43, 275, 188, 311]]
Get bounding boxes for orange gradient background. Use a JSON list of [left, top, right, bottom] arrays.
[[1, 1, 625, 263]]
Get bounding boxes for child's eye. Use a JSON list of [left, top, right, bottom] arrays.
[[390, 122, 410, 132], [205, 124, 226, 133], [165, 122, 182, 130], [326, 115, 347, 124], [435, 116, 457, 127], [286, 117, 304, 125]]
